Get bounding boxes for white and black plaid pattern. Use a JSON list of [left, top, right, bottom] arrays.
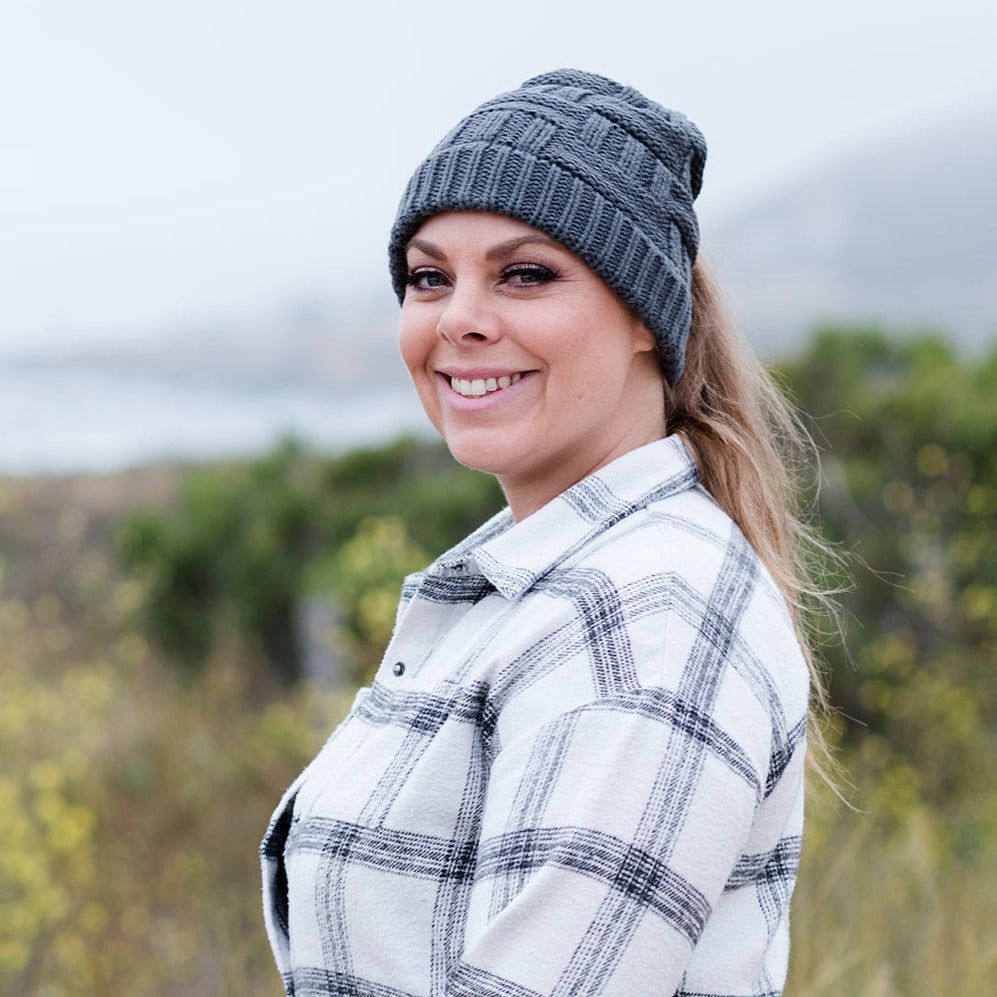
[[260, 433, 810, 996]]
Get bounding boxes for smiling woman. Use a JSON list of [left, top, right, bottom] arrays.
[[398, 211, 666, 520], [260, 68, 845, 997]]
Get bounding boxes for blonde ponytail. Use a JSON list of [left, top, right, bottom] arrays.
[[662, 252, 854, 798]]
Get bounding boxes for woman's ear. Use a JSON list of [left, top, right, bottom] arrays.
[[632, 320, 657, 355]]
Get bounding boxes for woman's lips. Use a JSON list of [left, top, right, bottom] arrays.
[[437, 370, 540, 413]]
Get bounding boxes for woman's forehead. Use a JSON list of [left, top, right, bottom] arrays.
[[408, 210, 543, 247]]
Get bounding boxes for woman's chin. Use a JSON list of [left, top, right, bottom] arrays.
[[444, 432, 523, 477]]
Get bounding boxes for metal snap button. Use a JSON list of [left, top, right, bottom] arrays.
[[392, 661, 406, 676]]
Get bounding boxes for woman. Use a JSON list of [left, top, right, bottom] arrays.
[[261, 68, 842, 996]]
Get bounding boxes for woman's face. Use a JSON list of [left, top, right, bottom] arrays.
[[398, 210, 662, 512]]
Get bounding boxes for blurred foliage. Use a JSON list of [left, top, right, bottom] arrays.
[[789, 751, 996, 994], [774, 328, 996, 852], [304, 515, 430, 683], [0, 326, 994, 993], [115, 437, 315, 683], [0, 583, 346, 993], [116, 434, 503, 684]]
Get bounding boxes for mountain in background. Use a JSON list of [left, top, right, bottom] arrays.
[[3, 295, 409, 391], [9, 103, 995, 389], [703, 102, 997, 360]]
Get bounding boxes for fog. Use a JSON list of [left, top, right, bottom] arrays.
[[1, 0, 994, 354]]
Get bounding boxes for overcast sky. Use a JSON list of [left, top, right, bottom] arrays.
[[1, 0, 994, 356]]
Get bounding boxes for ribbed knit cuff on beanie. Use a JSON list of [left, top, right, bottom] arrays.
[[387, 68, 708, 388]]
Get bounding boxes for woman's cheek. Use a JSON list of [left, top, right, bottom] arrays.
[[397, 321, 428, 379]]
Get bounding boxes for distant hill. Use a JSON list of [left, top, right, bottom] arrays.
[[10, 106, 995, 390], [2, 295, 409, 392], [703, 103, 997, 359]]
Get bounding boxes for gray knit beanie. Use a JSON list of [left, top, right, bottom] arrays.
[[387, 68, 708, 387]]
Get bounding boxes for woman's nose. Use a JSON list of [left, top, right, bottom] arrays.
[[435, 282, 501, 345]]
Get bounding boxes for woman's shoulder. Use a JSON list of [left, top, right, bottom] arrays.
[[555, 478, 746, 601], [486, 485, 807, 794], [542, 481, 810, 721]]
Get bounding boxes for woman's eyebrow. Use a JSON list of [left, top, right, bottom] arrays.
[[484, 234, 562, 260], [406, 238, 446, 262], [405, 234, 563, 262]]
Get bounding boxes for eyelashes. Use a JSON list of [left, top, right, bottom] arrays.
[[404, 263, 560, 292], [405, 268, 448, 290], [505, 264, 561, 285]]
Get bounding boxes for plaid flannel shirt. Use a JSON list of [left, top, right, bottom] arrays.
[[260, 432, 810, 996]]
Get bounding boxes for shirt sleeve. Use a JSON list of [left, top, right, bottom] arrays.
[[444, 578, 780, 996]]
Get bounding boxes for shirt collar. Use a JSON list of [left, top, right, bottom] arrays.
[[427, 432, 700, 600]]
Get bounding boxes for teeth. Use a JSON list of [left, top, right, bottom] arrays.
[[450, 372, 525, 397]]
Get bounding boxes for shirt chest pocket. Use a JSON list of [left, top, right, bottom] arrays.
[[291, 678, 492, 843]]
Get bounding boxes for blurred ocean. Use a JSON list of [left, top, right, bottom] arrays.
[[0, 362, 432, 477]]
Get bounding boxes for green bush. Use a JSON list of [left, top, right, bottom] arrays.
[[116, 434, 503, 684], [776, 329, 996, 840]]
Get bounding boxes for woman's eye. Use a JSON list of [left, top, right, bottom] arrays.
[[405, 268, 448, 291], [404, 264, 558, 292], [503, 265, 558, 286]]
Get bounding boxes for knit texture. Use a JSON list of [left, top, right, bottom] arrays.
[[387, 68, 708, 386]]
